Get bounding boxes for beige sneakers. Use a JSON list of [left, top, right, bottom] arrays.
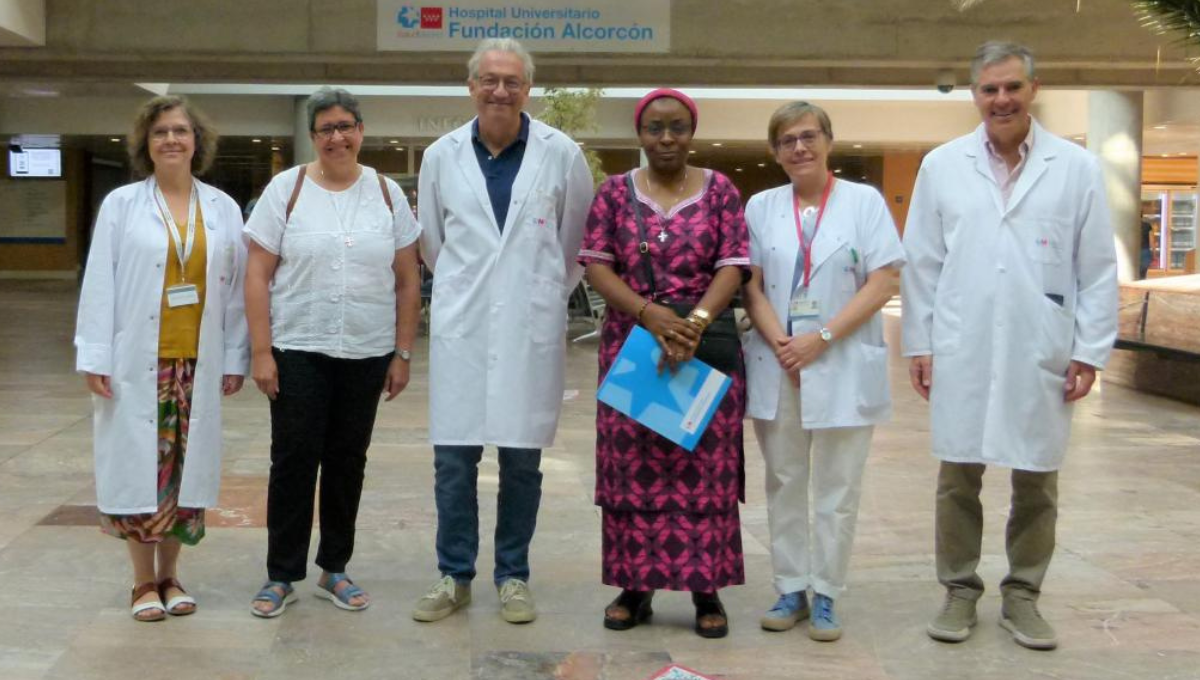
[[1000, 594, 1058, 650], [927, 591, 978, 642], [412, 575, 471, 622], [497, 578, 537, 624]]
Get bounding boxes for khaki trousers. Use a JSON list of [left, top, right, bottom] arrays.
[[935, 461, 1058, 601]]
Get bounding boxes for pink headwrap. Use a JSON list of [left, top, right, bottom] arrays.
[[634, 88, 699, 134]]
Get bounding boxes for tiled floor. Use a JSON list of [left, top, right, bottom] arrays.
[[2, 279, 1199, 680]]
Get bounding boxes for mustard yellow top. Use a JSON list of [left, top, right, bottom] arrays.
[[158, 206, 207, 359]]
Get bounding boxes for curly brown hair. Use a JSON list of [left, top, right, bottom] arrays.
[[128, 95, 219, 177]]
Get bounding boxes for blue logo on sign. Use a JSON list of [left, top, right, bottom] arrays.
[[397, 6, 420, 28]]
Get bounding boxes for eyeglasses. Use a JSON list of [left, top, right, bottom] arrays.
[[641, 121, 692, 138], [313, 122, 360, 139], [774, 130, 825, 151], [476, 76, 526, 93], [150, 125, 193, 142]]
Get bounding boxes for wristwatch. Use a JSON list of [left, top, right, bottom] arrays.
[[396, 349, 412, 361], [818, 327, 834, 343]]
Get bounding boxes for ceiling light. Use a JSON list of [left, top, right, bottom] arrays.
[[1154, 125, 1167, 130], [834, 168, 842, 174], [271, 146, 280, 151], [389, 139, 400, 144], [853, 144, 863, 149], [688, 150, 696, 154], [757, 163, 766, 167], [1161, 153, 1170, 157], [110, 138, 121, 142], [735, 168, 743, 172], [252, 138, 262, 143], [397, 146, 405, 151], [711, 142, 722, 147]]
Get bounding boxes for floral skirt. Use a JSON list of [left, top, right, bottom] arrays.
[[601, 507, 745, 592], [100, 358, 205, 545]]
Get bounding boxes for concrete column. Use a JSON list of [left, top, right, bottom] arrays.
[[294, 96, 314, 165], [1087, 91, 1143, 283]]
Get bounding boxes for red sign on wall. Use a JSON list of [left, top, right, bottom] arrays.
[[421, 7, 443, 29]]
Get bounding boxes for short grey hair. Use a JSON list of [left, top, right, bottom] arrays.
[[768, 101, 834, 147], [467, 38, 535, 83], [305, 87, 363, 132], [970, 41, 1036, 86]]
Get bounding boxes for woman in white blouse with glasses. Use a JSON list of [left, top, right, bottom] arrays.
[[243, 87, 422, 618]]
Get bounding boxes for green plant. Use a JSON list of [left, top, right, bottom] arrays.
[[1134, 0, 1200, 43], [536, 87, 606, 188]]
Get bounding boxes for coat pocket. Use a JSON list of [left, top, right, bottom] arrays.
[[856, 343, 891, 414], [527, 273, 567, 344]]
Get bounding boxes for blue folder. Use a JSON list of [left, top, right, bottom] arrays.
[[597, 326, 732, 451]]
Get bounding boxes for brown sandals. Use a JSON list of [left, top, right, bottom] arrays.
[[157, 577, 197, 616], [130, 582, 166, 622]]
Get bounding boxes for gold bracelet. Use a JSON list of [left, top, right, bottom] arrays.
[[636, 298, 651, 322], [686, 313, 709, 331]]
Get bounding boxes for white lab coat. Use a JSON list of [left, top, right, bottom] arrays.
[[75, 178, 250, 514], [901, 120, 1118, 472], [743, 180, 905, 428], [418, 117, 593, 448]]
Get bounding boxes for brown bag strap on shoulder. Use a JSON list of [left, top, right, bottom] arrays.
[[285, 165, 307, 222], [377, 174, 394, 214], [284, 165, 394, 222]]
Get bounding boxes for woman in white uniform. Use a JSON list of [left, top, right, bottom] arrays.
[[742, 101, 905, 641], [75, 96, 249, 622]]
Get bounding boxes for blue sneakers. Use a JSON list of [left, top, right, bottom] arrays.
[[760, 591, 810, 632], [809, 593, 842, 641]]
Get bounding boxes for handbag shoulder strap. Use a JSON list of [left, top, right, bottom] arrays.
[[377, 174, 394, 214], [288, 166, 395, 221], [625, 170, 657, 298], [285, 165, 307, 222]]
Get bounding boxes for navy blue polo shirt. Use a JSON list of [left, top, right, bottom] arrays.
[[471, 113, 529, 232]]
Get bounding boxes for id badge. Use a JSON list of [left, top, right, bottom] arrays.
[[788, 296, 820, 322], [165, 284, 200, 308]]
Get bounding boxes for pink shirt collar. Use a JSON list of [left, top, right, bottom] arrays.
[[981, 121, 1034, 206]]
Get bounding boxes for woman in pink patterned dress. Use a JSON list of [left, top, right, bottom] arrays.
[[579, 89, 749, 638]]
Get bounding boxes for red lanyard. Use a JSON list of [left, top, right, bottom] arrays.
[[792, 172, 835, 289]]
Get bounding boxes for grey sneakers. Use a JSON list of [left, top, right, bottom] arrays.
[[927, 591, 978, 642], [497, 578, 537, 624], [928, 590, 1057, 650], [1000, 594, 1058, 650], [412, 575, 471, 622]]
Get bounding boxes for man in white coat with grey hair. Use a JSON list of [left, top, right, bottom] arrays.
[[412, 38, 593, 625], [902, 41, 1117, 651]]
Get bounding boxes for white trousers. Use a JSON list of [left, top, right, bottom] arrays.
[[752, 378, 874, 600]]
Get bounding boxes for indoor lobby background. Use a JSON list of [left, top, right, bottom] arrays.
[[1, 1, 1199, 679]]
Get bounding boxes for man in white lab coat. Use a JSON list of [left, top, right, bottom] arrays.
[[902, 42, 1117, 650], [412, 38, 594, 625]]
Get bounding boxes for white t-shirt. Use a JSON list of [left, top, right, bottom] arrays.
[[244, 165, 421, 359]]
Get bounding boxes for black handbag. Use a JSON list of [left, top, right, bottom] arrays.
[[626, 172, 742, 375]]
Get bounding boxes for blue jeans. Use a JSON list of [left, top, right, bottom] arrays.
[[433, 445, 543, 585]]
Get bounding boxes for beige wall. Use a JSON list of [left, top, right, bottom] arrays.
[[0, 0, 1193, 87]]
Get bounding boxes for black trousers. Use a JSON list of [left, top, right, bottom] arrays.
[[266, 348, 391, 583]]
